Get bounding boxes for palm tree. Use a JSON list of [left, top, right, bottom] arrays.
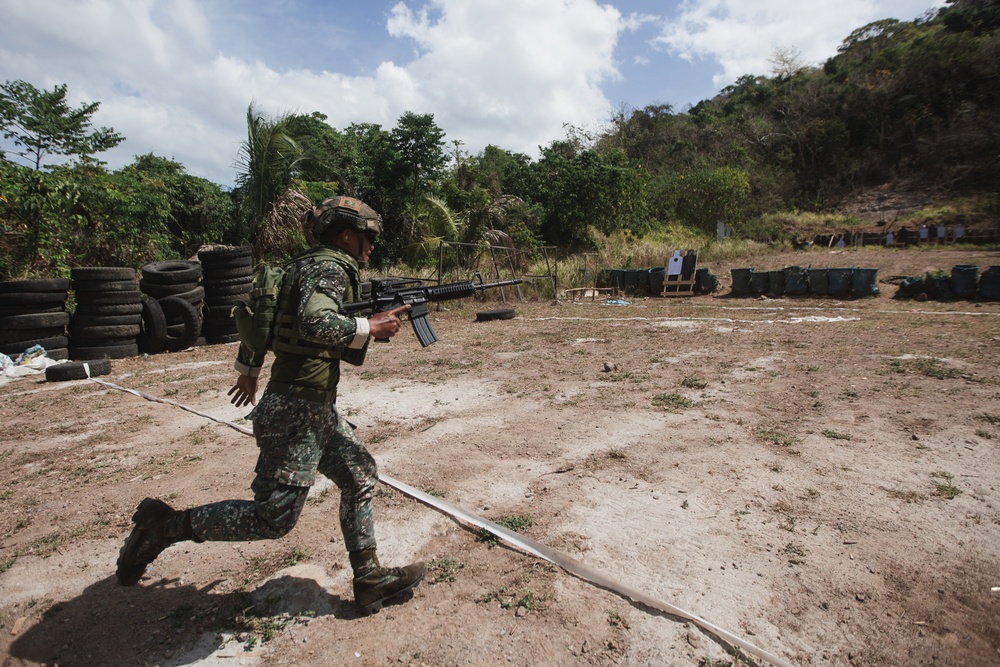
[[406, 193, 521, 271], [233, 103, 307, 259]]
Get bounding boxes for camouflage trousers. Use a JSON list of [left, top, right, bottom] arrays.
[[188, 390, 378, 552]]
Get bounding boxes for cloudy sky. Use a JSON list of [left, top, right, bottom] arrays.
[[1, 0, 944, 187]]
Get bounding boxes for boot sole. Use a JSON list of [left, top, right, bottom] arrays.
[[358, 570, 426, 615], [115, 498, 170, 586]]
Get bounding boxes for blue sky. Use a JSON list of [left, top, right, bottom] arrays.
[[1, 0, 945, 187]]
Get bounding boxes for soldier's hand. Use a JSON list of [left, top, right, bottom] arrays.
[[228, 374, 259, 407], [367, 304, 411, 340]]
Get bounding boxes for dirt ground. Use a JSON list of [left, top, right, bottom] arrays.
[[1, 246, 999, 667]]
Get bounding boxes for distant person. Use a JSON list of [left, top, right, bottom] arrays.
[[897, 227, 910, 246], [937, 223, 946, 243], [885, 230, 895, 247], [835, 234, 846, 249], [954, 222, 965, 242], [919, 224, 929, 244]]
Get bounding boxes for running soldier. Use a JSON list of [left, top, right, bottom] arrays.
[[116, 197, 425, 613]]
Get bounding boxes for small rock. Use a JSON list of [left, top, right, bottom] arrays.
[[602, 362, 617, 372], [911, 434, 919, 441]]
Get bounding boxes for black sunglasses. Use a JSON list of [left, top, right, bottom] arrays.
[[364, 230, 378, 244]]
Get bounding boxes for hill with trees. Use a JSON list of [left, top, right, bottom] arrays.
[[1, 0, 997, 280]]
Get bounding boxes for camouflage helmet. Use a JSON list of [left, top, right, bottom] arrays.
[[307, 196, 382, 239]]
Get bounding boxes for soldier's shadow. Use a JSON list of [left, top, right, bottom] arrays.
[[8, 574, 358, 667]]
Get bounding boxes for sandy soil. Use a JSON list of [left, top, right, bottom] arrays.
[[1, 246, 999, 667]]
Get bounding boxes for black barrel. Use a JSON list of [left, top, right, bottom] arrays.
[[851, 268, 879, 298], [783, 266, 809, 296], [951, 265, 979, 299], [807, 268, 829, 296], [749, 270, 770, 294], [730, 268, 752, 296], [827, 268, 852, 297]]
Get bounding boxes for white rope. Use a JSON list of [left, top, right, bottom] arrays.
[[85, 371, 796, 667]]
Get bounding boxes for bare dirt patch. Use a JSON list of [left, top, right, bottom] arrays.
[[2, 246, 999, 667]]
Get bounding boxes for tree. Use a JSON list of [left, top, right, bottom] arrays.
[[127, 154, 236, 255], [390, 111, 447, 210], [233, 104, 305, 258], [0, 80, 124, 170]]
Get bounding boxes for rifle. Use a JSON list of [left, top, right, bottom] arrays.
[[342, 272, 522, 347]]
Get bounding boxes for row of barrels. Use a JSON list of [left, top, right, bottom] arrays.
[[895, 265, 1000, 300], [730, 266, 880, 298]]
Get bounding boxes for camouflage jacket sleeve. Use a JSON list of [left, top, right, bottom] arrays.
[[234, 342, 266, 376], [295, 259, 370, 347]]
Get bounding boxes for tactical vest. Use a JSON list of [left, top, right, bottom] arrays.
[[266, 246, 368, 402]]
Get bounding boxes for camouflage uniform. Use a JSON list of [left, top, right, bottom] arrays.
[[187, 247, 378, 552]]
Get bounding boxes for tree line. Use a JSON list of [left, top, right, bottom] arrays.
[[1, 0, 996, 279]]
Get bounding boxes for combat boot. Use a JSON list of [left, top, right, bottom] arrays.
[[349, 548, 425, 614], [116, 497, 193, 586]]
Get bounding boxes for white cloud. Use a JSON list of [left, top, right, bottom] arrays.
[[1, 0, 628, 185], [386, 0, 623, 154], [654, 0, 945, 88]]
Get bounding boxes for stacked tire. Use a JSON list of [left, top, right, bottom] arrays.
[[140, 260, 204, 352], [69, 267, 141, 360], [198, 245, 254, 344], [0, 278, 71, 360]]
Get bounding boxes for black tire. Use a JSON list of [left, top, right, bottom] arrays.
[[198, 245, 253, 264], [475, 308, 517, 322], [203, 283, 252, 298], [72, 279, 139, 293], [203, 293, 245, 308], [69, 343, 138, 360], [73, 290, 143, 306], [46, 348, 70, 361], [202, 265, 255, 282], [0, 311, 71, 330], [78, 302, 144, 317], [45, 358, 112, 381], [69, 323, 141, 339], [70, 267, 136, 281], [137, 295, 167, 354], [141, 260, 202, 285], [159, 295, 202, 352], [0, 326, 66, 345], [0, 336, 70, 355], [69, 336, 137, 347], [71, 313, 142, 327], [0, 303, 66, 316], [0, 291, 69, 306], [139, 280, 200, 298], [0, 278, 71, 294]]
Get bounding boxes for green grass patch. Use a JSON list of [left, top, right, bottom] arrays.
[[652, 392, 698, 411], [754, 426, 797, 448], [680, 374, 707, 389], [429, 557, 464, 584], [478, 514, 535, 547], [931, 471, 961, 500]]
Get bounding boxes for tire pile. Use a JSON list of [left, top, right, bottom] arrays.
[[139, 260, 204, 352], [0, 278, 71, 360], [198, 245, 254, 344], [69, 267, 142, 360]]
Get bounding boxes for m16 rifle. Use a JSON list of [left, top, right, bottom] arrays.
[[342, 272, 522, 347]]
